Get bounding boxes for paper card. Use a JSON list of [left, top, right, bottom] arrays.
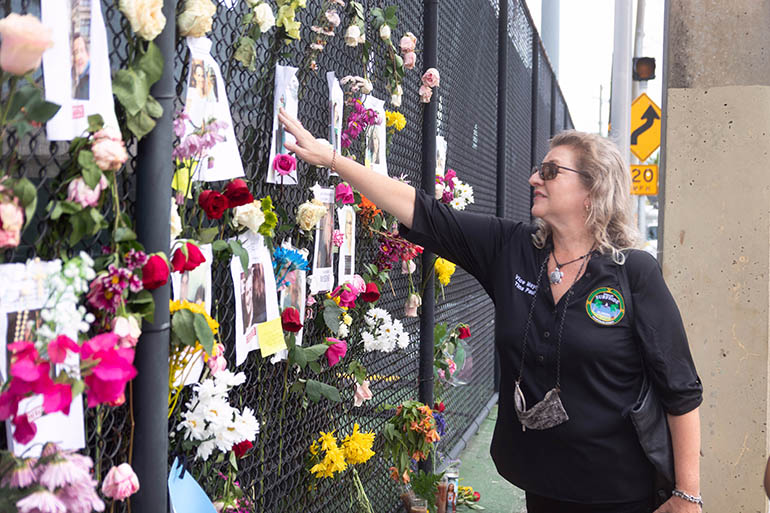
[[327, 72, 344, 175], [337, 206, 356, 285], [182, 37, 245, 182], [257, 317, 286, 358], [230, 232, 280, 365], [436, 135, 447, 177], [309, 185, 335, 294], [170, 347, 205, 389], [42, 0, 119, 140], [168, 457, 217, 513], [171, 244, 213, 315], [363, 95, 387, 176], [267, 64, 300, 185]]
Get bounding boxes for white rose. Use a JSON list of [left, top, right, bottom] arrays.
[[178, 0, 216, 38], [253, 3, 275, 33], [434, 182, 445, 200], [379, 24, 391, 40], [344, 25, 360, 47], [391, 93, 402, 107], [119, 0, 166, 42], [296, 199, 327, 231], [358, 32, 366, 44], [233, 200, 266, 234], [170, 199, 182, 243], [361, 79, 373, 94]]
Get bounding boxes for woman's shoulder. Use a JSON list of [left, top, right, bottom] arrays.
[[621, 248, 660, 270]]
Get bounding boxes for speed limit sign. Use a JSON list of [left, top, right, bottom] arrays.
[[630, 164, 658, 195]]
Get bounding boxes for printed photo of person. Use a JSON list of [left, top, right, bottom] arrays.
[[365, 125, 381, 166], [205, 67, 218, 102], [315, 205, 334, 269], [5, 310, 42, 355], [281, 271, 304, 311], [275, 94, 287, 155], [330, 100, 342, 151], [240, 266, 254, 332], [251, 263, 267, 325], [70, 0, 91, 100]]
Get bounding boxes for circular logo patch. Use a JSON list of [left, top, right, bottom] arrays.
[[585, 287, 625, 325]]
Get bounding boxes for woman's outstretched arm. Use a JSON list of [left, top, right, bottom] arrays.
[[278, 107, 416, 228]]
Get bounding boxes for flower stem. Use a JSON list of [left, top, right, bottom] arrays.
[[276, 360, 289, 476]]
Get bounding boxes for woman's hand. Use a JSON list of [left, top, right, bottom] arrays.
[[653, 496, 701, 513], [277, 107, 332, 168]]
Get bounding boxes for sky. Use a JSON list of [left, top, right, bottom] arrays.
[[527, 0, 665, 135]]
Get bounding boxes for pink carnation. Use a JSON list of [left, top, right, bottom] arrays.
[[101, 463, 139, 501], [332, 229, 344, 247], [67, 175, 109, 208], [419, 84, 433, 103], [0, 198, 24, 249]]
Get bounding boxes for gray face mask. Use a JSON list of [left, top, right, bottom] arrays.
[[514, 381, 569, 431]]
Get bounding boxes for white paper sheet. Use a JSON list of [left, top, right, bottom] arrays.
[[42, 0, 119, 140], [327, 72, 344, 176], [171, 244, 213, 315], [309, 185, 335, 294], [336, 206, 356, 285], [436, 135, 448, 177], [363, 95, 387, 176], [267, 65, 300, 185], [230, 232, 280, 365], [183, 37, 245, 182]]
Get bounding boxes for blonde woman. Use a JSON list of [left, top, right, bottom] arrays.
[[278, 108, 702, 513]]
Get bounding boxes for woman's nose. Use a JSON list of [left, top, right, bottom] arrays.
[[528, 170, 542, 187]]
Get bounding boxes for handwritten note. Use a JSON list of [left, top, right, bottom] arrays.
[[257, 317, 287, 358]]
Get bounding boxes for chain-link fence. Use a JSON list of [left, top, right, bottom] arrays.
[[0, 0, 570, 511]]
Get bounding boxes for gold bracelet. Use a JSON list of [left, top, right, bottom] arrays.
[[331, 149, 337, 174]]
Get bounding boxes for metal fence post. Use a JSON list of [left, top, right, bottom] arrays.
[[131, 0, 176, 510], [419, 0, 438, 470], [529, 37, 539, 213], [494, 0, 508, 394]]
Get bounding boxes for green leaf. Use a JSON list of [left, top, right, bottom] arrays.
[[289, 343, 307, 369], [114, 227, 137, 242], [234, 37, 257, 70], [145, 95, 163, 119], [130, 289, 155, 324], [6, 85, 37, 122], [126, 109, 156, 140], [289, 381, 305, 395], [347, 360, 368, 384], [77, 150, 103, 189], [172, 308, 197, 346], [24, 94, 60, 123], [87, 207, 107, 235], [71, 379, 85, 398], [384, 5, 398, 19], [7, 177, 37, 230], [87, 114, 105, 133], [303, 343, 329, 362], [229, 449, 238, 471], [308, 360, 321, 374], [193, 313, 215, 355], [131, 289, 154, 305], [136, 41, 164, 86], [229, 240, 249, 270], [113, 68, 149, 116], [305, 379, 341, 403], [434, 322, 447, 343], [68, 211, 87, 246], [197, 227, 219, 244], [212, 239, 229, 253]]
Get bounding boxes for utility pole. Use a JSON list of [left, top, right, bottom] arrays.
[[631, 0, 647, 241], [609, 0, 632, 161]]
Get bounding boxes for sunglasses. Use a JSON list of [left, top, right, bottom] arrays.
[[532, 162, 590, 181]]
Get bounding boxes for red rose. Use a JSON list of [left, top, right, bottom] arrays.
[[360, 282, 380, 302], [171, 242, 206, 272], [281, 307, 303, 333], [273, 154, 297, 176], [473, 491, 481, 501], [198, 190, 228, 219], [223, 179, 253, 208], [142, 254, 170, 290], [433, 401, 445, 413], [233, 440, 253, 459], [458, 325, 471, 339]]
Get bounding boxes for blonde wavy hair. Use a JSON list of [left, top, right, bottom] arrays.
[[531, 131, 640, 264]]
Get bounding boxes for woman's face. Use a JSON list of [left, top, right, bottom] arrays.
[[528, 145, 590, 224], [193, 66, 204, 88], [72, 37, 88, 75]]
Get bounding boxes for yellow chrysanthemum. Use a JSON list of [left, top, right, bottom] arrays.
[[385, 111, 406, 131], [318, 430, 338, 452], [309, 440, 320, 456], [434, 258, 456, 286], [341, 423, 376, 465], [170, 299, 219, 334], [309, 444, 348, 478]]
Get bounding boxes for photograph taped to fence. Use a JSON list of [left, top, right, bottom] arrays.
[[363, 95, 387, 176], [0, 261, 85, 457], [171, 244, 213, 316], [327, 71, 344, 175], [42, 0, 118, 140], [267, 64, 300, 184], [271, 264, 307, 364], [182, 36, 245, 182], [310, 185, 335, 294], [230, 232, 279, 366], [337, 206, 356, 285], [436, 135, 447, 177]]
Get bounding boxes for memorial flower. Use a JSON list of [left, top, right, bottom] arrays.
[[281, 307, 303, 333], [67, 176, 109, 208], [421, 68, 440, 88], [0, 13, 53, 76], [232, 200, 266, 234], [400, 32, 417, 53], [335, 182, 354, 204], [273, 153, 297, 176], [141, 253, 170, 290], [353, 380, 372, 407], [178, 0, 217, 38], [223, 178, 254, 208], [92, 128, 129, 172], [254, 3, 276, 32], [0, 194, 23, 249], [101, 463, 140, 501], [296, 199, 327, 231], [198, 189, 229, 219], [171, 242, 206, 272], [119, 0, 166, 41]]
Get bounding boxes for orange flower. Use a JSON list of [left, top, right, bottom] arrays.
[[410, 421, 420, 432], [418, 405, 433, 416], [358, 194, 382, 227], [425, 429, 441, 444], [412, 450, 426, 461]]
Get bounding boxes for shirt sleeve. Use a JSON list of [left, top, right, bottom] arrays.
[[399, 190, 525, 294], [627, 250, 703, 415]]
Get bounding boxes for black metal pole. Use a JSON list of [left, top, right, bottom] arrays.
[[131, 0, 176, 511], [419, 0, 438, 464], [494, 0, 508, 394]]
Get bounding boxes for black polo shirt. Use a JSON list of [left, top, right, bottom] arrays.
[[401, 191, 702, 503]]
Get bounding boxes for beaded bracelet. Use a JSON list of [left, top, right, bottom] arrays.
[[672, 489, 703, 507], [331, 149, 337, 174]]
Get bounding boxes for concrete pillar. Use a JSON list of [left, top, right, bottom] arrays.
[[662, 1, 770, 511]]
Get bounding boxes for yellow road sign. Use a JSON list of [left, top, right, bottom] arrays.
[[630, 93, 661, 161], [630, 164, 658, 195]]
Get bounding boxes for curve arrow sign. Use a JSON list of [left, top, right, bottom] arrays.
[[630, 106, 660, 145]]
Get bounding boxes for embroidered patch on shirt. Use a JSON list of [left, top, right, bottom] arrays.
[[585, 287, 625, 325]]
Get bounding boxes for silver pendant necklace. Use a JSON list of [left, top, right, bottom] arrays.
[[549, 250, 592, 285]]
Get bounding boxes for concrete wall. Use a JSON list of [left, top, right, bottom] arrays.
[[663, 1, 770, 510]]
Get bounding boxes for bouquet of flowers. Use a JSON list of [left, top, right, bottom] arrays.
[[360, 307, 410, 353], [435, 169, 474, 211], [382, 400, 441, 483]]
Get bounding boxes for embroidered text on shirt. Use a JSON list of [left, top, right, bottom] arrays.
[[514, 274, 538, 296]]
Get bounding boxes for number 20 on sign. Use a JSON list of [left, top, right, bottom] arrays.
[[630, 164, 658, 195]]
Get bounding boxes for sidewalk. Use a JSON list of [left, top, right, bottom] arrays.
[[456, 404, 526, 513]]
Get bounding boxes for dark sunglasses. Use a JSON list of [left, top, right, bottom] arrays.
[[532, 162, 590, 181]]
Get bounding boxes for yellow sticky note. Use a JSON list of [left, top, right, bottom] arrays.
[[257, 317, 287, 358]]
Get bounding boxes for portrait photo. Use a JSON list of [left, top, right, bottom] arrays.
[[70, 0, 91, 100]]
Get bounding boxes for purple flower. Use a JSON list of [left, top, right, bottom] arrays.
[[433, 412, 447, 437], [125, 249, 148, 270], [16, 489, 66, 513], [38, 454, 91, 490]]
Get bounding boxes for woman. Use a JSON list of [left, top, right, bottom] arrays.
[[277, 109, 702, 513]]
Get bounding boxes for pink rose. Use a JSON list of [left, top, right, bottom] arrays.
[[273, 153, 297, 176], [419, 84, 433, 103], [92, 135, 128, 172], [332, 229, 344, 247], [0, 13, 53, 76], [399, 33, 416, 54], [403, 51, 416, 70], [101, 463, 140, 501], [335, 182, 354, 204], [347, 275, 366, 296], [325, 338, 347, 367], [404, 293, 421, 317], [325, 10, 341, 28], [421, 68, 440, 88], [113, 316, 141, 349], [0, 198, 24, 249], [401, 259, 416, 275], [67, 175, 109, 208], [353, 380, 373, 407]]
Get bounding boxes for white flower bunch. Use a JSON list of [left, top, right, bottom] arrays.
[[435, 171, 475, 211], [451, 180, 475, 210], [178, 370, 260, 460], [38, 252, 96, 342], [360, 307, 410, 353]]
